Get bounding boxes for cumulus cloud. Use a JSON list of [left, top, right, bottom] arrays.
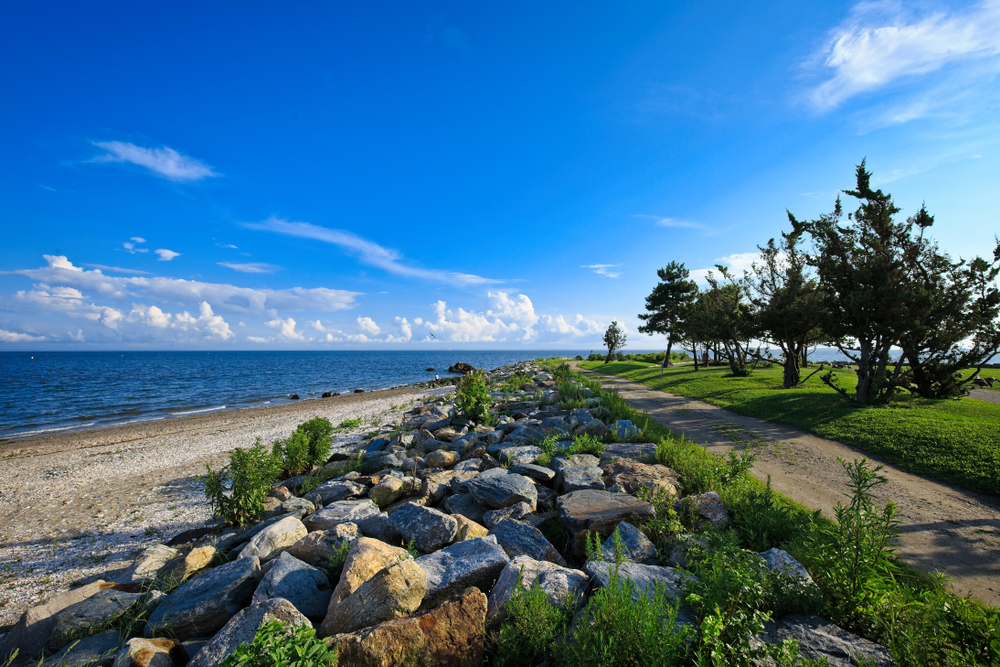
[[0, 329, 46, 343], [809, 0, 1000, 110], [357, 317, 380, 336], [581, 264, 622, 279], [123, 241, 148, 254], [155, 249, 180, 261], [83, 264, 151, 275], [91, 141, 219, 181], [542, 314, 604, 337], [217, 262, 280, 273], [689, 252, 761, 283], [266, 317, 305, 341], [385, 317, 413, 343], [131, 237, 147, 243], [423, 300, 523, 342], [246, 217, 499, 286]]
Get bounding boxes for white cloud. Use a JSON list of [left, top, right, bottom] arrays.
[[4, 256, 360, 314], [542, 314, 604, 337], [689, 252, 761, 283], [487, 291, 539, 340], [245, 217, 499, 286], [83, 264, 152, 275], [581, 264, 622, 279], [357, 317, 380, 336], [810, 1, 1000, 110], [220, 244, 238, 249], [155, 249, 180, 261], [385, 316, 413, 343], [217, 262, 280, 273], [0, 329, 46, 343], [423, 300, 523, 342], [175, 302, 233, 340], [266, 317, 305, 341], [312, 319, 326, 332], [123, 242, 148, 254], [131, 237, 147, 243], [92, 141, 219, 182], [68, 329, 85, 342], [247, 335, 270, 343]]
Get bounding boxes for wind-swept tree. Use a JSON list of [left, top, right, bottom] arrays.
[[638, 262, 699, 369], [603, 320, 626, 363], [749, 232, 826, 388], [703, 266, 756, 377]]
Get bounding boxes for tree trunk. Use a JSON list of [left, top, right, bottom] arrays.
[[855, 342, 872, 405], [691, 343, 699, 371], [782, 354, 800, 388], [662, 337, 673, 369]]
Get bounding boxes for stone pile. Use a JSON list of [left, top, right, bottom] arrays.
[[0, 362, 895, 667]]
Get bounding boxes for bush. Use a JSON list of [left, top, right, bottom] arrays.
[[273, 429, 312, 478], [298, 417, 334, 466], [492, 575, 573, 667], [203, 439, 280, 526], [219, 618, 337, 667], [456, 368, 494, 424], [567, 433, 605, 457]]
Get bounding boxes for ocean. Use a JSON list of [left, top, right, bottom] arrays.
[[0, 350, 588, 440]]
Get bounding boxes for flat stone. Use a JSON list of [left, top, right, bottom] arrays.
[[111, 639, 184, 667], [47, 588, 152, 653], [510, 463, 555, 483], [122, 545, 180, 584], [312, 480, 366, 504], [327, 537, 410, 612], [251, 551, 332, 619], [318, 559, 427, 637], [453, 515, 489, 542], [144, 557, 261, 640], [39, 630, 120, 667], [389, 504, 458, 553], [237, 515, 308, 562], [467, 473, 537, 510], [676, 491, 730, 528], [287, 524, 358, 567], [425, 450, 460, 468], [486, 556, 588, 626], [304, 500, 381, 532], [415, 536, 510, 602], [550, 454, 600, 473], [757, 614, 895, 667], [442, 493, 490, 524], [583, 561, 698, 608], [330, 587, 487, 667], [186, 598, 311, 667], [601, 459, 680, 497], [557, 490, 655, 556], [448, 470, 484, 494], [482, 502, 534, 529], [489, 520, 566, 566], [496, 446, 543, 466], [216, 510, 308, 552], [599, 522, 658, 565], [758, 548, 813, 584], [557, 466, 606, 493]]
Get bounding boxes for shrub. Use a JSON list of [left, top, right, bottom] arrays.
[[336, 417, 362, 430], [203, 439, 280, 526], [298, 417, 334, 466], [552, 362, 573, 383], [219, 618, 337, 667], [456, 368, 494, 424], [727, 476, 817, 553], [493, 575, 573, 667], [567, 433, 605, 457], [273, 429, 312, 478]]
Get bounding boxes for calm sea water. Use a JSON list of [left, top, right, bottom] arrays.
[[0, 350, 588, 440]]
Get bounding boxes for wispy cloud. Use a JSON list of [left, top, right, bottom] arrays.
[[83, 264, 152, 275], [0, 329, 46, 343], [122, 240, 148, 254], [91, 141, 219, 182], [155, 249, 180, 261], [218, 262, 280, 274], [581, 264, 622, 278], [245, 217, 499, 286], [809, 0, 1000, 111]]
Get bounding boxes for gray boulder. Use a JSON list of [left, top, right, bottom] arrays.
[[443, 493, 490, 524], [186, 598, 311, 667], [510, 463, 555, 483], [215, 510, 308, 552], [676, 491, 731, 528], [47, 589, 161, 653], [496, 446, 543, 466], [121, 545, 180, 584], [389, 504, 458, 553], [482, 502, 534, 529], [487, 556, 588, 626], [286, 523, 358, 567], [39, 630, 120, 667], [311, 480, 366, 504], [551, 454, 600, 473], [304, 499, 380, 532], [489, 520, 566, 566], [557, 490, 655, 556], [318, 559, 426, 637], [757, 615, 895, 667], [758, 548, 814, 584], [415, 536, 510, 601], [144, 557, 261, 639], [599, 522, 658, 565], [237, 516, 307, 562], [251, 552, 332, 620], [584, 561, 698, 604], [558, 466, 606, 493], [468, 473, 537, 509]]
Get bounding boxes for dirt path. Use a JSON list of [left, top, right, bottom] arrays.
[[574, 363, 1000, 608]]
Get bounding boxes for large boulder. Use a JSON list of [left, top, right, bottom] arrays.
[[509, 463, 555, 483], [369, 477, 411, 508], [489, 520, 566, 566], [486, 556, 588, 626], [159, 546, 217, 585], [144, 557, 261, 640], [425, 450, 460, 469], [388, 504, 458, 553], [415, 536, 510, 602], [757, 615, 895, 667], [496, 446, 543, 466], [757, 548, 814, 584], [38, 630, 120, 667], [327, 538, 410, 612], [47, 589, 160, 654], [287, 524, 358, 567], [448, 362, 476, 374], [551, 454, 600, 472], [557, 466, 606, 493], [482, 502, 534, 529], [584, 561, 698, 608], [304, 500, 381, 532], [442, 493, 490, 524], [251, 552, 332, 620], [215, 510, 308, 552], [121, 545, 181, 584], [330, 587, 487, 667], [318, 559, 427, 636], [111, 639, 185, 667], [467, 474, 537, 509], [453, 515, 489, 542], [599, 522, 659, 565], [676, 491, 730, 528], [238, 516, 308, 562], [311, 480, 366, 504], [557, 490, 655, 556], [600, 460, 680, 497], [186, 598, 310, 667]]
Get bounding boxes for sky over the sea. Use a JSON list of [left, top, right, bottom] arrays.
[[2, 1, 999, 350]]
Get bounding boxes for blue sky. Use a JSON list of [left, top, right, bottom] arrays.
[[2, 0, 999, 350]]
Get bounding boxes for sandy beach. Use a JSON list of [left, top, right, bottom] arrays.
[[0, 384, 452, 630]]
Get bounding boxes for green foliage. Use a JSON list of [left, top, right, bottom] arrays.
[[552, 362, 573, 383], [455, 368, 495, 424], [298, 417, 334, 466], [326, 540, 351, 581], [602, 320, 627, 364], [219, 618, 337, 667], [638, 261, 699, 368], [558, 380, 586, 409], [567, 433, 605, 457], [203, 439, 280, 526], [492, 575, 574, 667], [273, 429, 312, 478], [498, 373, 533, 393], [727, 477, 818, 553], [336, 418, 362, 430], [636, 485, 685, 557]]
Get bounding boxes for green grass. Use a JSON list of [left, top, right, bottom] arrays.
[[581, 361, 1000, 495]]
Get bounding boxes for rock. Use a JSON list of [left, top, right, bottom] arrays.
[[369, 476, 409, 507], [609, 420, 641, 439], [558, 466, 606, 493], [144, 557, 261, 640], [216, 510, 308, 552], [557, 490, 655, 556], [425, 450, 460, 469], [757, 614, 895, 667], [312, 480, 366, 504], [496, 446, 543, 466], [600, 460, 680, 497], [238, 516, 308, 562], [319, 559, 427, 636], [503, 425, 548, 444], [251, 552, 332, 619], [452, 458, 482, 472], [159, 546, 216, 585], [415, 536, 509, 602], [365, 436, 392, 454], [535, 486, 558, 512], [448, 362, 475, 374], [0, 580, 115, 664], [452, 469, 498, 494], [122, 545, 181, 584], [666, 534, 710, 569], [330, 587, 486, 667], [304, 500, 381, 532], [599, 522, 658, 565], [420, 472, 455, 504], [758, 548, 813, 584], [47, 588, 153, 653], [39, 630, 120, 667], [185, 598, 311, 667], [290, 394, 301, 400], [489, 520, 566, 566], [328, 538, 410, 611], [676, 491, 731, 528], [584, 561, 698, 607], [486, 556, 588, 626], [389, 504, 458, 553], [482, 502, 534, 529], [453, 515, 489, 542], [165, 527, 217, 548], [510, 463, 555, 483], [432, 428, 465, 443], [111, 639, 185, 667], [467, 473, 537, 510], [551, 454, 600, 472], [479, 430, 505, 446], [354, 511, 403, 544], [287, 524, 358, 567], [443, 493, 490, 524]]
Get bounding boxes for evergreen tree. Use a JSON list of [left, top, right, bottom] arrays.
[[637, 261, 699, 369], [703, 265, 756, 377]]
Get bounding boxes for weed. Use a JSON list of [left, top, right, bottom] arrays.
[[272, 428, 311, 477], [337, 418, 362, 430], [297, 417, 334, 466], [202, 439, 280, 526], [327, 540, 351, 581], [456, 368, 495, 424], [492, 573, 573, 667], [566, 433, 605, 457], [219, 618, 337, 667]]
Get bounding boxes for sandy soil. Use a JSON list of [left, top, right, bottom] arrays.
[[575, 363, 1000, 608]]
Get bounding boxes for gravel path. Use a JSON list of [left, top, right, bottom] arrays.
[[575, 363, 1000, 608], [0, 385, 452, 630]]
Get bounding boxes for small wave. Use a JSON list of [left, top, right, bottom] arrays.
[[11, 422, 98, 438], [170, 405, 227, 416]]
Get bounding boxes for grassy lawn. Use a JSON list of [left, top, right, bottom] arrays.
[[580, 360, 1000, 496]]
